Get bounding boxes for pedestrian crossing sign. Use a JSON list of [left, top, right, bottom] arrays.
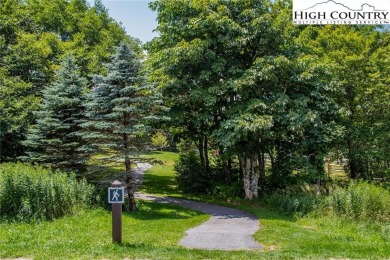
[[108, 187, 124, 203]]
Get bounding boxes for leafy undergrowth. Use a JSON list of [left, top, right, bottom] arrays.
[[0, 163, 94, 221], [320, 181, 390, 222]]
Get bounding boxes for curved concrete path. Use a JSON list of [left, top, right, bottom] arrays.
[[134, 163, 262, 251]]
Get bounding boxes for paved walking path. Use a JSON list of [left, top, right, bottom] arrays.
[[133, 163, 262, 251]]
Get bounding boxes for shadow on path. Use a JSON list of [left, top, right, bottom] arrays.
[[134, 163, 262, 251]]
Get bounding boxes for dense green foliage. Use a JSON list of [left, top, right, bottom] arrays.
[[1, 3, 390, 259], [151, 131, 169, 151], [320, 181, 390, 222], [174, 150, 245, 197], [0, 69, 38, 161], [2, 0, 389, 199], [262, 190, 319, 217], [262, 181, 390, 223], [0, 0, 134, 161], [300, 26, 390, 180], [82, 42, 166, 169], [148, 0, 390, 197], [22, 55, 88, 173], [0, 163, 94, 221], [174, 151, 212, 193], [147, 0, 334, 197], [82, 42, 166, 210]]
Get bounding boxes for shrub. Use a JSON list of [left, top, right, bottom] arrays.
[[176, 139, 196, 154], [174, 151, 211, 194], [211, 182, 245, 199], [262, 189, 319, 216], [0, 163, 95, 221], [319, 181, 390, 222]]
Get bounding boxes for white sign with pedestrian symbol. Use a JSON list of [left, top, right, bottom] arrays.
[[108, 187, 124, 203]]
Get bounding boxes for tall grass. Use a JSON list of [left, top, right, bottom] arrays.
[[0, 163, 94, 221], [319, 181, 390, 222], [262, 189, 319, 216], [262, 181, 390, 223]]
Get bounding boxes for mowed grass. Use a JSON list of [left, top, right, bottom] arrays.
[[1, 151, 389, 259], [0, 202, 267, 259], [254, 210, 390, 259], [140, 151, 181, 196], [1, 203, 205, 259], [140, 151, 390, 259]]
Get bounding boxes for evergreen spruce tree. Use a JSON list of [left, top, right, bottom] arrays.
[[83, 42, 166, 211], [23, 54, 88, 174]]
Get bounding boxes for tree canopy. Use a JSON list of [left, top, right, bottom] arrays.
[[22, 54, 88, 173], [82, 42, 167, 209], [0, 0, 137, 161], [148, 0, 390, 197], [1, 0, 389, 199]]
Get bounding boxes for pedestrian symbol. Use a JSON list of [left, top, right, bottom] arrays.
[[108, 187, 124, 203]]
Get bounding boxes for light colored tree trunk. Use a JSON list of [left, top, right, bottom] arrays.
[[239, 153, 259, 199]]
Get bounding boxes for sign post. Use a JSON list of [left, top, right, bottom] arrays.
[[108, 180, 124, 244]]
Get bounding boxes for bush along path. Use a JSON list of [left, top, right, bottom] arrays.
[[134, 163, 262, 251]]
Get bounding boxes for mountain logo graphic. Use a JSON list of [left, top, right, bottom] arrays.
[[300, 0, 385, 12], [293, 0, 390, 25]]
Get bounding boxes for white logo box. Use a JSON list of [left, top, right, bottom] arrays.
[[293, 0, 390, 25]]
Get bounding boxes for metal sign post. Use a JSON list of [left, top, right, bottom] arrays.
[[108, 180, 124, 244]]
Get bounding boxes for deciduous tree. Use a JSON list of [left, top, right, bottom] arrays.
[[151, 131, 169, 151]]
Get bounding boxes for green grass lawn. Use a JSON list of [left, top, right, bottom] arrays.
[[139, 151, 390, 259], [140, 151, 181, 196], [1, 151, 389, 259], [254, 211, 390, 258], [0, 203, 265, 259]]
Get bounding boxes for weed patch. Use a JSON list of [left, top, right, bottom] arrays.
[[0, 163, 94, 221]]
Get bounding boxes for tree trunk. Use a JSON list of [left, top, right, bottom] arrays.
[[125, 175, 137, 211], [348, 138, 358, 179], [345, 86, 362, 180], [239, 153, 259, 200], [258, 147, 266, 189], [268, 147, 275, 170], [364, 158, 371, 181], [123, 132, 136, 211], [204, 135, 210, 173], [198, 136, 205, 170], [125, 157, 131, 172], [227, 158, 232, 184], [327, 160, 331, 180], [222, 158, 232, 184], [220, 147, 232, 184], [239, 159, 243, 182]]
